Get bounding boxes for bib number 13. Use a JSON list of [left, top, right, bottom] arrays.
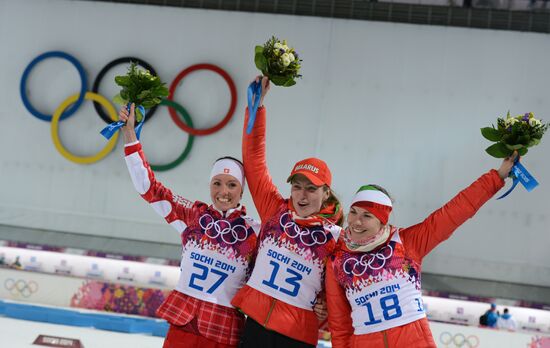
[[262, 260, 302, 297]]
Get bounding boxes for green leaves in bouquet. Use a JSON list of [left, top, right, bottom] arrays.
[[270, 75, 296, 87], [112, 93, 127, 106], [485, 142, 529, 158], [113, 62, 169, 122], [481, 127, 501, 142], [482, 112, 548, 158], [255, 36, 302, 87], [485, 143, 513, 158], [254, 46, 268, 75]]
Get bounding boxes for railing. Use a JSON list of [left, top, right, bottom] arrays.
[[79, 0, 550, 33]]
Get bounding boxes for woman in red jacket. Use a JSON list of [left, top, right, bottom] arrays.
[[231, 77, 343, 347], [119, 104, 260, 348], [326, 154, 517, 348]]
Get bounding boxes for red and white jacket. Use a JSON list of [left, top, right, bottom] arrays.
[[124, 141, 260, 345], [326, 170, 504, 348], [231, 108, 342, 346]]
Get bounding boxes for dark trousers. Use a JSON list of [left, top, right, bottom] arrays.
[[238, 317, 315, 348]]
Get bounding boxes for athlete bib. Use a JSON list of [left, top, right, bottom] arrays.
[[176, 213, 257, 308], [335, 231, 426, 334], [247, 210, 341, 310]]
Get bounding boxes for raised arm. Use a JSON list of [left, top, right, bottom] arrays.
[[400, 155, 516, 261], [242, 77, 285, 221], [121, 104, 194, 229]]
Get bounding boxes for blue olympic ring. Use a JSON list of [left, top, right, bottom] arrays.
[[20, 51, 88, 122]]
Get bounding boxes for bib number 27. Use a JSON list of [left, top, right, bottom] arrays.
[[188, 262, 228, 294]]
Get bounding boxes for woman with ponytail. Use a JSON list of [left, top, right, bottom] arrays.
[[232, 77, 343, 348]]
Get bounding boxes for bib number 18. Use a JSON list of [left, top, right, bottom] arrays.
[[364, 294, 403, 326]]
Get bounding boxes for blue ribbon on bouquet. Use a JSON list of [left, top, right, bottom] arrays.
[[246, 80, 262, 134], [100, 103, 146, 140], [497, 157, 539, 199]]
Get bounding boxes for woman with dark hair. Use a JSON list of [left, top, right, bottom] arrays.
[[232, 77, 343, 348], [119, 104, 260, 348], [326, 153, 517, 347]]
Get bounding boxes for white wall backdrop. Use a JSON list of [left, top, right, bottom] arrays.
[[1, 0, 549, 287]]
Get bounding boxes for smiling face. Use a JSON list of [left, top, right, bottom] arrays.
[[210, 174, 243, 212], [347, 205, 384, 241], [290, 174, 330, 218]]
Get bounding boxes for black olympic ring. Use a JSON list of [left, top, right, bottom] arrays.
[[92, 57, 159, 124], [439, 332, 480, 348], [4, 278, 39, 298]]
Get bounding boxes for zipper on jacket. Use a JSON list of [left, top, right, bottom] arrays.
[[264, 298, 277, 327], [383, 331, 389, 348]]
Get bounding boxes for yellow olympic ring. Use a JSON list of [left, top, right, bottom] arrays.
[[51, 92, 119, 164]]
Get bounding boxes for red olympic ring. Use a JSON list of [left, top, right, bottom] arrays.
[[168, 64, 237, 136]]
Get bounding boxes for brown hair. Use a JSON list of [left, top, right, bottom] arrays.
[[323, 186, 344, 227]]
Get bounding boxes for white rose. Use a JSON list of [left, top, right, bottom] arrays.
[[274, 42, 282, 49], [288, 53, 295, 62], [529, 118, 541, 127], [505, 118, 516, 127], [281, 53, 291, 67]]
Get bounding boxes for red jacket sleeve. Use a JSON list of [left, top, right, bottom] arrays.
[[242, 107, 285, 221], [400, 169, 504, 262], [326, 259, 353, 348], [124, 141, 194, 228]]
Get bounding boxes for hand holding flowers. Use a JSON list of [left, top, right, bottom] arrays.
[[481, 112, 547, 198], [481, 112, 548, 158], [101, 62, 168, 140], [254, 36, 302, 87], [247, 36, 303, 134]]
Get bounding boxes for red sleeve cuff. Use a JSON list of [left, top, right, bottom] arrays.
[[489, 169, 505, 188], [124, 141, 142, 156]]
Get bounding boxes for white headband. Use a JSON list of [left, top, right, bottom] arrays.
[[209, 159, 245, 187], [351, 190, 392, 207]]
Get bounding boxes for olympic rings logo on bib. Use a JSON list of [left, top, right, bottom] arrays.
[[199, 214, 249, 245], [4, 278, 39, 298], [279, 212, 328, 246], [343, 244, 394, 276], [20, 51, 237, 170]]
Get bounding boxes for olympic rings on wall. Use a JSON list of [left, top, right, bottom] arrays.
[[92, 57, 159, 125], [4, 278, 39, 298], [168, 64, 237, 136], [439, 332, 480, 348], [149, 99, 195, 172], [51, 92, 119, 164], [20, 51, 237, 170], [20, 51, 87, 122]]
